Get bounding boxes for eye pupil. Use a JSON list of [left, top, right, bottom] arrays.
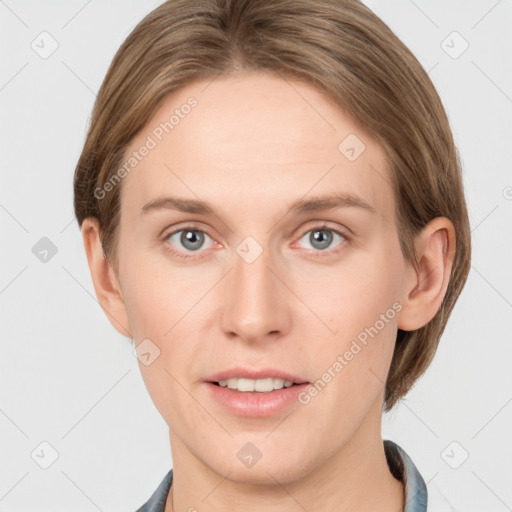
[[181, 230, 204, 250], [310, 229, 333, 250]]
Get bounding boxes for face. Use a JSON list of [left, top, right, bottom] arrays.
[[114, 70, 410, 483]]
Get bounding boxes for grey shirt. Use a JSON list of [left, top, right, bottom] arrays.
[[135, 439, 427, 512]]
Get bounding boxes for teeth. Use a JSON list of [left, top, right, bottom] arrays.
[[217, 378, 296, 392]]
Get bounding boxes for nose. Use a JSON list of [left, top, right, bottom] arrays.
[[220, 242, 292, 344]]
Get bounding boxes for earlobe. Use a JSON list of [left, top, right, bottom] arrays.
[[81, 218, 132, 338], [396, 217, 456, 332]]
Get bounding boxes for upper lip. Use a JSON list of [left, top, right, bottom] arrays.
[[204, 367, 309, 384]]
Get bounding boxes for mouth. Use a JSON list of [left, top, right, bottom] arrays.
[[203, 369, 310, 416], [205, 367, 308, 387]]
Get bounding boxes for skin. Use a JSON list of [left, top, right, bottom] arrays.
[[82, 70, 455, 512]]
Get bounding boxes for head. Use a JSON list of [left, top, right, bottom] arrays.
[[75, 0, 470, 483]]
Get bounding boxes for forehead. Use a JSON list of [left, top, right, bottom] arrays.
[[120, 70, 395, 224]]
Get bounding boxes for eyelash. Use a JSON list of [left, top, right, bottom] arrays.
[[161, 222, 351, 260]]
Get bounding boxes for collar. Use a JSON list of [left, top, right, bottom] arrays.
[[136, 439, 427, 512], [384, 439, 428, 512]]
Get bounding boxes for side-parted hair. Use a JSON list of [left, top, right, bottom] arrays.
[[73, 0, 471, 411]]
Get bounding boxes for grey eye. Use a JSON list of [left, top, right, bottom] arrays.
[[298, 229, 345, 251], [168, 230, 214, 252]]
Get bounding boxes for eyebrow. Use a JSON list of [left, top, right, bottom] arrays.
[[290, 193, 376, 215], [140, 192, 376, 217]]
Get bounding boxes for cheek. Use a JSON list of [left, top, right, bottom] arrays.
[[119, 247, 200, 340], [297, 252, 401, 342], [119, 251, 207, 380], [123, 274, 200, 423], [293, 252, 401, 406]]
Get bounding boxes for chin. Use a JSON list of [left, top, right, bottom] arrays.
[[208, 450, 316, 486]]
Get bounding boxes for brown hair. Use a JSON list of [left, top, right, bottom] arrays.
[[73, 0, 471, 411]]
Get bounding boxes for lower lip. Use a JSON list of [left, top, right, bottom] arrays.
[[205, 382, 310, 417]]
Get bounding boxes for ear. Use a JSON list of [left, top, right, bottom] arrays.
[[81, 217, 132, 338], [396, 217, 456, 331]]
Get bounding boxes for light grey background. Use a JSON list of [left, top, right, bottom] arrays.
[[1, 1, 511, 510]]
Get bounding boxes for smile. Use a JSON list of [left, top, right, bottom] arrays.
[[216, 377, 296, 392]]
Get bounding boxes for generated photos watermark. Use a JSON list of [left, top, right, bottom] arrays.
[[93, 96, 198, 200], [298, 301, 403, 405]]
